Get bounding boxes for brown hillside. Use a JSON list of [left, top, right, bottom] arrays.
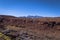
[[0, 15, 60, 40]]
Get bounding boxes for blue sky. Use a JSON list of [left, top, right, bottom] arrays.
[[0, 0, 60, 17]]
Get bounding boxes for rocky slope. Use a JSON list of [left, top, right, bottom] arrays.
[[0, 15, 60, 40]]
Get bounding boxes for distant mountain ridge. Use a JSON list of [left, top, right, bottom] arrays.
[[26, 16, 43, 18], [0, 15, 60, 18]]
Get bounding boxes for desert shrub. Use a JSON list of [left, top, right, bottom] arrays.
[[0, 25, 6, 30], [0, 32, 11, 40], [43, 22, 48, 24], [48, 21, 56, 28], [16, 25, 26, 28], [56, 22, 60, 25], [0, 18, 4, 22]]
